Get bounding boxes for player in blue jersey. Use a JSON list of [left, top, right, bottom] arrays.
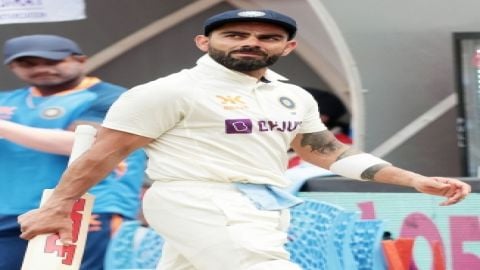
[[0, 35, 146, 270]]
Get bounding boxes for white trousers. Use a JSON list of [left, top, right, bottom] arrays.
[[142, 181, 301, 270]]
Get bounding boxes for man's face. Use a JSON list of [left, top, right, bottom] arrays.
[[8, 56, 86, 88], [197, 22, 297, 72]]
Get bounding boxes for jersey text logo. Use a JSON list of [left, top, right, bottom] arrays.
[[216, 95, 247, 110]]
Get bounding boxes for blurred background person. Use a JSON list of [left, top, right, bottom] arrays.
[[0, 34, 146, 270]]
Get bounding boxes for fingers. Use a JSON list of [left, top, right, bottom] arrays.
[[18, 211, 38, 240], [437, 178, 471, 206], [19, 224, 73, 243], [18, 211, 73, 243], [19, 227, 73, 246], [58, 229, 73, 246], [455, 180, 472, 197], [19, 229, 37, 240], [440, 190, 464, 206]]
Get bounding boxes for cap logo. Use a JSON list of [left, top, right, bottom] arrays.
[[237, 11, 266, 17]]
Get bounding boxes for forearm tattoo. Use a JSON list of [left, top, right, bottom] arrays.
[[300, 131, 390, 181], [300, 131, 343, 154], [360, 163, 391, 181]]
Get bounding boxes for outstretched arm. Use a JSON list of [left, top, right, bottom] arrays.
[[18, 127, 153, 243], [0, 119, 101, 155], [0, 119, 76, 155], [290, 131, 471, 206]]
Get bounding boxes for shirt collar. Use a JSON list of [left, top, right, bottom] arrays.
[[196, 54, 288, 84]]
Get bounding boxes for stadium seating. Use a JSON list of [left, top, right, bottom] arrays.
[[286, 199, 345, 269], [330, 210, 360, 270], [287, 198, 386, 270], [104, 220, 164, 270], [350, 219, 386, 270]]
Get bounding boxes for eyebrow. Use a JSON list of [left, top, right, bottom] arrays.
[[219, 30, 286, 38], [219, 30, 249, 35]]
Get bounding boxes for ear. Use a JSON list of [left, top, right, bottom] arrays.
[[195, 35, 209, 53], [281, 40, 298, 56]]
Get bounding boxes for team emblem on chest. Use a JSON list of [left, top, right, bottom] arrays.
[[278, 96, 295, 109], [41, 106, 65, 119]]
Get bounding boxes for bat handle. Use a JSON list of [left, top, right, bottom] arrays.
[[68, 125, 97, 166]]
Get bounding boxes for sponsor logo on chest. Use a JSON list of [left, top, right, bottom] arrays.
[[225, 119, 302, 134]]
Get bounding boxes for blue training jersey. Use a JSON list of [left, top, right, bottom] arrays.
[[0, 81, 146, 218]]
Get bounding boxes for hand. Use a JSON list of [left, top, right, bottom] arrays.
[[412, 176, 471, 206], [18, 203, 74, 245]]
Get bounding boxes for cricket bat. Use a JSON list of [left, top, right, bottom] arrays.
[[22, 125, 97, 270]]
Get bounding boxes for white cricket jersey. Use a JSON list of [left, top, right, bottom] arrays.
[[103, 55, 327, 187]]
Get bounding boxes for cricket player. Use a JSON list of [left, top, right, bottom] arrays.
[[18, 10, 470, 270]]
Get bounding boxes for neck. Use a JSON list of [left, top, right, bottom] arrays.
[[34, 76, 85, 96], [239, 68, 267, 80]]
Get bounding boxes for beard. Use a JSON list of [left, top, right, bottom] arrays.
[[208, 46, 280, 72]]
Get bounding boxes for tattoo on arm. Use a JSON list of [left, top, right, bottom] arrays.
[[360, 164, 391, 181], [336, 147, 362, 161], [301, 131, 343, 154]]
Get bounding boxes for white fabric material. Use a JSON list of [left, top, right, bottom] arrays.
[[103, 54, 327, 187], [0, 0, 85, 24], [329, 153, 391, 181], [143, 181, 300, 270]]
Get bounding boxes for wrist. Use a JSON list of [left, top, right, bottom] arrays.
[[42, 193, 77, 215], [374, 166, 420, 187]]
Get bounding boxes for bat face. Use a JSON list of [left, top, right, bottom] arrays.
[[43, 197, 88, 266], [22, 191, 94, 270], [22, 125, 97, 270]]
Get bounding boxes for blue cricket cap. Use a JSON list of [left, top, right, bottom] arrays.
[[204, 9, 297, 40], [3, 34, 83, 64]]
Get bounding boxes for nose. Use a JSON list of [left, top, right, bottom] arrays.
[[30, 64, 55, 73], [241, 35, 262, 47]]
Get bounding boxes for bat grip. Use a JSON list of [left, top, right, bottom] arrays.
[[68, 125, 97, 166]]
